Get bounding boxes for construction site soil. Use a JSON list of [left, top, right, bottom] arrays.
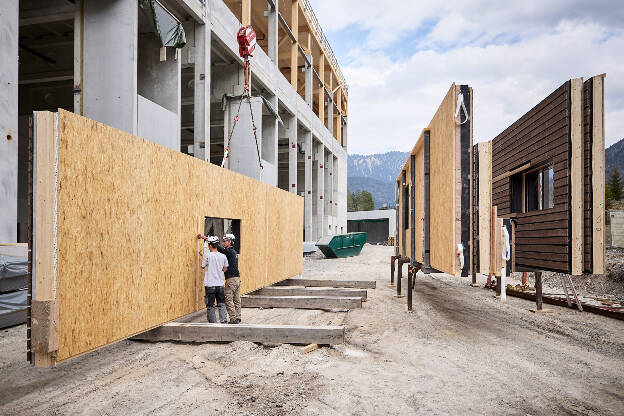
[[1, 245, 623, 415]]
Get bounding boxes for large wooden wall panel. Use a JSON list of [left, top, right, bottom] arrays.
[[40, 110, 302, 363], [429, 85, 459, 275], [491, 81, 572, 273], [396, 86, 470, 276]]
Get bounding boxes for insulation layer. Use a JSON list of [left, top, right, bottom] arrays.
[[35, 110, 303, 364]]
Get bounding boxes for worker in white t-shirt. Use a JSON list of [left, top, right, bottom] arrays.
[[199, 236, 229, 323]]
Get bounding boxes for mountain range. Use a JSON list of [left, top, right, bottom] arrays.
[[606, 137, 623, 179], [347, 139, 622, 210], [347, 151, 408, 209]]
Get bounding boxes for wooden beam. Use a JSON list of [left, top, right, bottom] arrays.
[[276, 278, 376, 289], [132, 322, 345, 345], [33, 111, 57, 367], [242, 0, 251, 26], [254, 286, 367, 301], [570, 78, 583, 275], [592, 75, 605, 274], [290, 0, 299, 89], [242, 295, 362, 309], [492, 162, 531, 184]]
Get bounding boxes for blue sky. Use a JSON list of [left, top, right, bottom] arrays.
[[309, 0, 624, 155]]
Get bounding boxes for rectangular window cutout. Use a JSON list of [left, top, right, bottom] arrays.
[[510, 164, 554, 214], [204, 217, 241, 254]]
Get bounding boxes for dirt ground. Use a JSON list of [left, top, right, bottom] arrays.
[[1, 245, 623, 415]]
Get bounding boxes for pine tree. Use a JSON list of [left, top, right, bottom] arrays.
[[608, 167, 623, 201], [355, 190, 375, 211], [347, 189, 356, 212]]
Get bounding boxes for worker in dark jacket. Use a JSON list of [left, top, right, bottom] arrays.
[[198, 233, 241, 324]]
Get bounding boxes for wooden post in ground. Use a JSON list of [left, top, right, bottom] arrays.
[[535, 271, 543, 311]]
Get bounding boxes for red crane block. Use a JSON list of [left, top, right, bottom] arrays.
[[237, 25, 257, 60]]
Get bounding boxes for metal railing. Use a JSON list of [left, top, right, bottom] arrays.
[[300, 0, 349, 95]]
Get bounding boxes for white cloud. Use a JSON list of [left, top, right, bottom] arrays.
[[308, 0, 624, 153]]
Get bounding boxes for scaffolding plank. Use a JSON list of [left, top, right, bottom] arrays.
[[132, 322, 345, 345], [241, 295, 362, 309], [275, 278, 376, 289]]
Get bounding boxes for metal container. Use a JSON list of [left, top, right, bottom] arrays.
[[315, 232, 367, 258]]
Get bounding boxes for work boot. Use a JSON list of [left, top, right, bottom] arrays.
[[234, 318, 241, 324]]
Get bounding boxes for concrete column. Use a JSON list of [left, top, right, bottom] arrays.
[[228, 97, 263, 181], [0, 0, 18, 243], [304, 131, 313, 241], [316, 144, 325, 239], [83, 0, 138, 135], [267, 0, 279, 65], [194, 22, 211, 161], [261, 95, 278, 186], [288, 116, 298, 194], [332, 155, 338, 218], [327, 94, 334, 135], [304, 54, 313, 107], [137, 34, 181, 151], [324, 150, 332, 233]]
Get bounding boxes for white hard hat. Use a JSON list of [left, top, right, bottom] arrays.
[[207, 235, 220, 244], [223, 233, 235, 242]]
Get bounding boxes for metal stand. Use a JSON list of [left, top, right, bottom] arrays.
[[389, 255, 399, 288], [395, 257, 409, 298]]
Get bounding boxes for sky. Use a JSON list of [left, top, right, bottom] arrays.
[[309, 0, 624, 155]]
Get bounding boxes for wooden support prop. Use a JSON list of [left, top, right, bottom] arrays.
[[276, 278, 376, 289], [132, 323, 344, 345], [255, 286, 367, 301], [241, 295, 362, 310], [301, 343, 319, 354]]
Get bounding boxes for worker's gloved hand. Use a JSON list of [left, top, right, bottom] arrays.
[[197, 234, 205, 240]]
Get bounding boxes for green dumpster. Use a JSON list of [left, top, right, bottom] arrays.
[[315, 232, 367, 258]]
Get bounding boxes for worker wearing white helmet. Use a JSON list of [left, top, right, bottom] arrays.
[[219, 233, 242, 324], [198, 232, 242, 324], [198, 235, 229, 323]]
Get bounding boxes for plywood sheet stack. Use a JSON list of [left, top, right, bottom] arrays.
[[31, 110, 303, 366]]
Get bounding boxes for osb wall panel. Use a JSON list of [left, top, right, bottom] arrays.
[[50, 110, 302, 362], [429, 85, 460, 275], [491, 81, 571, 272], [396, 87, 467, 276]]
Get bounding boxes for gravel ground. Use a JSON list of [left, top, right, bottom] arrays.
[[1, 245, 623, 415]]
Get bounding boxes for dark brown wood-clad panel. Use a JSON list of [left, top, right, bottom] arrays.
[[582, 78, 593, 272], [491, 81, 571, 272]]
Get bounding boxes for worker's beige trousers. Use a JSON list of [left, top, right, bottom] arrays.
[[225, 277, 241, 321]]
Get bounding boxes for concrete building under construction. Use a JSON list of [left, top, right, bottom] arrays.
[[0, 0, 349, 245]]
